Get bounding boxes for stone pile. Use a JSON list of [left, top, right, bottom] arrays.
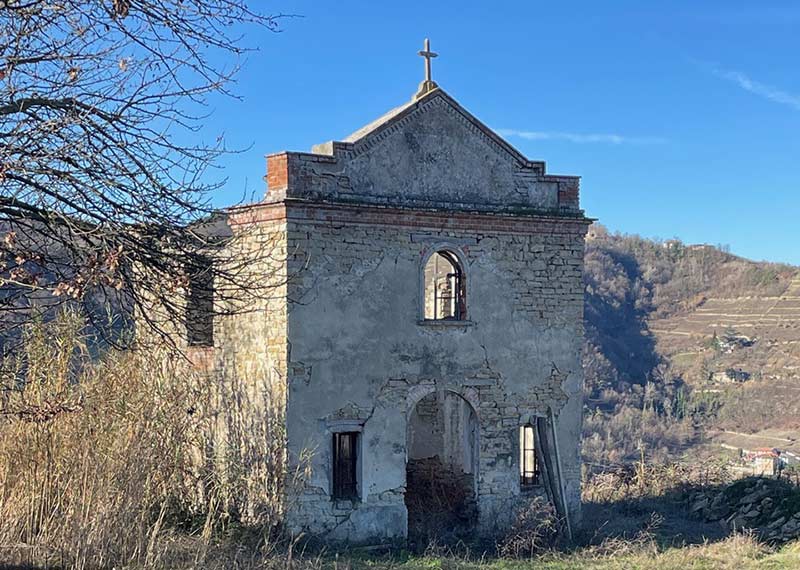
[[688, 477, 800, 543]]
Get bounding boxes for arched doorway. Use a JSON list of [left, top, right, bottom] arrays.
[[405, 389, 479, 542]]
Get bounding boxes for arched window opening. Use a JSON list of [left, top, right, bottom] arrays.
[[520, 423, 540, 486], [423, 250, 466, 320]]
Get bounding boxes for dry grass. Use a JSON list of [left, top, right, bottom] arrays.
[[0, 313, 290, 570], [582, 456, 731, 505], [1, 315, 798, 570], [0, 314, 213, 568], [496, 496, 561, 559]]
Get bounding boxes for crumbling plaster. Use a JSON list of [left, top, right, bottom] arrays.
[[280, 216, 585, 542], [217, 86, 589, 544]]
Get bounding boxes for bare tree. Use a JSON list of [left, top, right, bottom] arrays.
[[0, 1, 283, 349]]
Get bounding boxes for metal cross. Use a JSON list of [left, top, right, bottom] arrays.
[[418, 38, 438, 83]]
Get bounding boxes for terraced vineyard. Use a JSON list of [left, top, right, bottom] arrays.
[[583, 227, 800, 464], [652, 274, 800, 384]]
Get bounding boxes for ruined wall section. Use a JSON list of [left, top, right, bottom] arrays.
[[208, 208, 290, 525], [275, 203, 587, 542]]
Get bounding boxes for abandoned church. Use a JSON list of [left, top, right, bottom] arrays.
[[182, 42, 591, 544]]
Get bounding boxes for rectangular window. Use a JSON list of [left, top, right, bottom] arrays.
[[520, 424, 540, 486], [186, 257, 214, 347], [332, 432, 359, 500]]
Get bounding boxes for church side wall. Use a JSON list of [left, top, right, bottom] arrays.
[[210, 215, 290, 524], [280, 203, 587, 543]]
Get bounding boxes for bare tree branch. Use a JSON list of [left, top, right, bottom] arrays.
[[0, 0, 286, 351]]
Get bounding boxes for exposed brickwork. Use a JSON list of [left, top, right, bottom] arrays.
[[266, 153, 290, 192], [213, 220, 290, 523], [230, 200, 588, 235], [557, 180, 580, 210], [278, 211, 586, 540], [256, 90, 583, 217]]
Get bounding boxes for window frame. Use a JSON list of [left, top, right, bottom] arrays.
[[420, 245, 468, 323], [332, 431, 360, 501], [519, 423, 541, 487], [186, 255, 214, 347]]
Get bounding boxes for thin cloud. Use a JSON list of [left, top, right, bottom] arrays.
[[711, 67, 800, 110], [496, 129, 667, 145]]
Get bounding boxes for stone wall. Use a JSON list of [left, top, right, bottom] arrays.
[[210, 214, 290, 524], [211, 85, 589, 544], [269, 201, 587, 542]]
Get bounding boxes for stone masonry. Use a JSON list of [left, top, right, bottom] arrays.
[[207, 85, 590, 544]]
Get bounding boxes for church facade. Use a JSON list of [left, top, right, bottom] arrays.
[[198, 67, 590, 543]]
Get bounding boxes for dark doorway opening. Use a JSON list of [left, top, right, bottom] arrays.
[[405, 390, 478, 544]]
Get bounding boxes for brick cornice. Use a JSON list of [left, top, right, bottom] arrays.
[[228, 199, 592, 235]]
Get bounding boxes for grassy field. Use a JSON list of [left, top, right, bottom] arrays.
[[2, 318, 799, 570], [336, 539, 800, 570], [9, 534, 797, 570]]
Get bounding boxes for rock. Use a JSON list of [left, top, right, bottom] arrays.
[[729, 516, 748, 530], [705, 493, 730, 521], [781, 519, 799, 534], [691, 498, 710, 513], [768, 516, 787, 530], [740, 489, 769, 504]]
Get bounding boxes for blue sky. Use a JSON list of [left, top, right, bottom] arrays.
[[202, 1, 800, 265]]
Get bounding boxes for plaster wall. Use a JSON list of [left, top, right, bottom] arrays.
[[266, 90, 580, 216], [280, 206, 586, 543], [219, 86, 589, 544], [408, 391, 477, 475]]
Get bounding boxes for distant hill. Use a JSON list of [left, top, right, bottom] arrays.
[[582, 225, 800, 466]]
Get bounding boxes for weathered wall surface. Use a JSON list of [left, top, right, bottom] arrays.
[[265, 90, 581, 216], [211, 86, 589, 544], [408, 391, 477, 475], [271, 202, 587, 542], [209, 214, 291, 524]]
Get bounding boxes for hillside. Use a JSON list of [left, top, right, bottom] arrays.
[[582, 225, 800, 466]]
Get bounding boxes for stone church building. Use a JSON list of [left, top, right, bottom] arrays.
[[184, 45, 590, 544]]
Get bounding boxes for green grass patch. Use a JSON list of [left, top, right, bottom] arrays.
[[333, 538, 800, 570]]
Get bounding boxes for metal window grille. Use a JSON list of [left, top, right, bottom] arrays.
[[332, 432, 358, 499], [520, 424, 540, 486]]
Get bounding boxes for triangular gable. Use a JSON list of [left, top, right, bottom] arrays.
[[267, 88, 581, 216], [338, 89, 540, 171]]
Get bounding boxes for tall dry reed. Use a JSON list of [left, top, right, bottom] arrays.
[[0, 313, 289, 569]]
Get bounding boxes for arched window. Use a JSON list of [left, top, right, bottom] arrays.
[[423, 250, 466, 320]]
